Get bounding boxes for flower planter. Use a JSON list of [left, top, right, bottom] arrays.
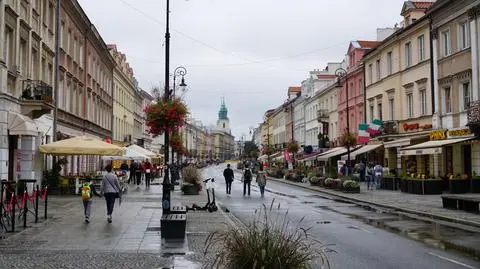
[[400, 179, 408, 193], [407, 180, 414, 193], [449, 179, 470, 194], [342, 187, 360, 193], [381, 177, 397, 191], [471, 179, 480, 193], [181, 184, 199, 195], [412, 180, 423, 194], [423, 180, 443, 195]]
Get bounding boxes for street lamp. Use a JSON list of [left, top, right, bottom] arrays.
[[171, 66, 187, 166], [335, 67, 351, 171], [162, 0, 172, 214]]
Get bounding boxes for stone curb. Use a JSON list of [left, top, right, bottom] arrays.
[[266, 176, 480, 229]]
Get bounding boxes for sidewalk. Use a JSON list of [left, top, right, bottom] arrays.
[[266, 176, 480, 228], [0, 178, 236, 268]]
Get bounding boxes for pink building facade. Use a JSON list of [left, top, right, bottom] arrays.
[[338, 41, 380, 138]]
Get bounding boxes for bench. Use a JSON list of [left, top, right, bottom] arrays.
[[442, 195, 480, 214], [170, 205, 187, 214], [160, 213, 187, 239]]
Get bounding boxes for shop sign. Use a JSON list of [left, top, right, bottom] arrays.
[[447, 128, 472, 138], [403, 123, 433, 132], [429, 130, 447, 140]]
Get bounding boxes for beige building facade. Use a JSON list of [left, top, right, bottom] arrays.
[[364, 2, 434, 173], [108, 44, 135, 147]]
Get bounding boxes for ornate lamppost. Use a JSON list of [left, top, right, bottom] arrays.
[[335, 67, 351, 169]]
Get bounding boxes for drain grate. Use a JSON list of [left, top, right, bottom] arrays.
[[301, 201, 314, 204], [316, 221, 331, 224]]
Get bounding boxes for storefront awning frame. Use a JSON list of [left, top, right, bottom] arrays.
[[341, 144, 383, 160], [399, 137, 475, 155]]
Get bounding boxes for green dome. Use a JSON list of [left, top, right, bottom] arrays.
[[218, 98, 229, 120]]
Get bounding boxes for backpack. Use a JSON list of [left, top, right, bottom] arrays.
[[81, 184, 92, 200], [244, 170, 252, 182]]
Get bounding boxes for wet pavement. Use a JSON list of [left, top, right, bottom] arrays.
[[0, 179, 232, 269], [204, 163, 480, 269]]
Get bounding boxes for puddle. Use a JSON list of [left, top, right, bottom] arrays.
[[173, 256, 201, 268]]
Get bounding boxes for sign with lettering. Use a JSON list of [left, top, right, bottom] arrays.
[[429, 130, 447, 140], [447, 128, 472, 138]]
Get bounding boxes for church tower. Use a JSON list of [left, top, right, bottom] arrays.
[[216, 97, 231, 134]]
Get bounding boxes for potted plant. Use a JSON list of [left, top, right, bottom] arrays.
[[180, 166, 202, 195], [449, 174, 470, 194], [324, 178, 335, 189], [472, 172, 480, 193], [423, 176, 443, 195], [309, 176, 321, 186], [342, 180, 360, 193], [144, 95, 189, 136]]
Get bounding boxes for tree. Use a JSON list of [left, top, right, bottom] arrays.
[[243, 141, 259, 158]]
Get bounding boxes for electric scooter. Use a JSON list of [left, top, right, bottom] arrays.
[[188, 178, 218, 212]]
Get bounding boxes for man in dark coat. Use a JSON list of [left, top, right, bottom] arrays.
[[223, 164, 234, 195]]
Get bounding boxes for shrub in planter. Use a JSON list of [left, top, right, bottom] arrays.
[[448, 177, 469, 194], [324, 178, 334, 188], [309, 176, 321, 186], [284, 171, 294, 181], [342, 180, 360, 193], [307, 172, 316, 180], [181, 166, 202, 194], [204, 202, 330, 269], [472, 176, 480, 193]]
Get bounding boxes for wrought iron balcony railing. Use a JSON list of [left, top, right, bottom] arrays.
[[21, 80, 53, 104]]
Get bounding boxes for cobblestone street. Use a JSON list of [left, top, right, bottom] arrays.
[[0, 180, 234, 268]]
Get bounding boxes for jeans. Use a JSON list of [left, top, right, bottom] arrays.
[[145, 173, 151, 188], [83, 200, 92, 218], [243, 181, 251, 196], [259, 186, 265, 197], [104, 193, 116, 215], [374, 175, 382, 189], [128, 171, 134, 184], [225, 181, 232, 194]]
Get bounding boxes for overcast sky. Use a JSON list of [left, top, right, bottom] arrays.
[[78, 0, 407, 139]]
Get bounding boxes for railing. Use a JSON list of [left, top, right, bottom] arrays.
[[21, 80, 53, 104], [317, 109, 329, 122]]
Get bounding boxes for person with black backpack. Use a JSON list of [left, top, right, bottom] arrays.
[[243, 165, 252, 196]]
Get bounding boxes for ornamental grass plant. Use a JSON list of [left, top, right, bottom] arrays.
[[203, 200, 331, 269]]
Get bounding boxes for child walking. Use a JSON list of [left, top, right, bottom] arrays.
[[81, 180, 101, 223]]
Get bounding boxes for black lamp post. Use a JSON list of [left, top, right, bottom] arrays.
[[171, 66, 187, 166], [162, 0, 172, 214], [335, 68, 351, 170]]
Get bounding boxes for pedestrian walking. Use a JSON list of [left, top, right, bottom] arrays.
[[243, 165, 252, 196], [144, 160, 152, 188], [223, 163, 234, 195], [81, 180, 101, 223], [256, 166, 267, 198], [135, 161, 142, 186], [128, 161, 137, 184], [100, 165, 122, 223], [366, 163, 373, 190], [373, 162, 383, 190], [359, 159, 366, 182]]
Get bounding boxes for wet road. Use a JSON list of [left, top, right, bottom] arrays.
[[203, 164, 480, 269]]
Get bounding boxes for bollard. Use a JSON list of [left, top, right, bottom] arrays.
[[44, 187, 48, 220], [35, 185, 39, 223], [23, 190, 27, 229], [11, 193, 15, 233]]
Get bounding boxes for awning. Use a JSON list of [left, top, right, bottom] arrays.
[[39, 136, 124, 156], [101, 146, 149, 161], [317, 147, 348, 161], [8, 113, 38, 136], [341, 144, 383, 160], [257, 154, 268, 161], [384, 138, 411, 148], [399, 137, 475, 155], [126, 144, 157, 157]]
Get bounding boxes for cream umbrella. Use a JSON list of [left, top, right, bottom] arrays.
[[39, 136, 124, 156], [101, 146, 149, 160], [126, 144, 157, 157]]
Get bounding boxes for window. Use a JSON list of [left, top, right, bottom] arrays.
[[368, 64, 373, 84], [389, 98, 394, 121], [369, 105, 374, 122], [376, 59, 381, 80], [463, 82, 471, 110], [418, 35, 425, 61], [405, 42, 412, 68], [19, 39, 27, 75], [459, 22, 470, 50], [387, 51, 393, 75], [377, 103, 382, 120], [407, 93, 413, 118], [420, 89, 427, 115], [4, 26, 14, 68], [79, 42, 84, 68], [444, 87, 452, 113], [60, 21, 65, 47], [442, 30, 451, 56]]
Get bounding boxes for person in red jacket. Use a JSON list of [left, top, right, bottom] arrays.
[[144, 160, 152, 188]]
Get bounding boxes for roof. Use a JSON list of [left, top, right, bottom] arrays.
[[288, 86, 301, 92], [401, 1, 435, 15], [413, 1, 435, 9], [356, 40, 381, 49]]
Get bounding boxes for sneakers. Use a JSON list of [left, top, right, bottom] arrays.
[[84, 217, 90, 224], [107, 215, 112, 223]]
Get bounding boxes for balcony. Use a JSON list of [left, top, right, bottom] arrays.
[[317, 109, 329, 122], [20, 80, 54, 119], [467, 100, 480, 136]]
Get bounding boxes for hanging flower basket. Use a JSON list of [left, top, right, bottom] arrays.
[[144, 97, 189, 136], [286, 141, 299, 154], [340, 132, 357, 148]]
